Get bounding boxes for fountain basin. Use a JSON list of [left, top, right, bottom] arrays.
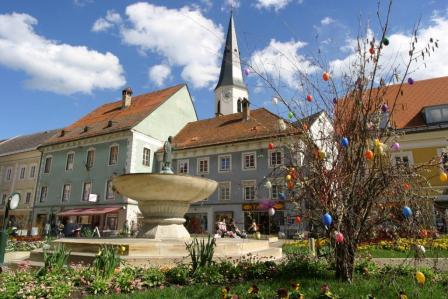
[[112, 173, 218, 240]]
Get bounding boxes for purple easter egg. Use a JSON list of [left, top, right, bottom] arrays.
[[408, 77, 414, 85]]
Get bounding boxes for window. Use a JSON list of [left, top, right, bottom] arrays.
[[219, 155, 231, 172], [86, 149, 95, 169], [44, 156, 52, 173], [109, 145, 119, 165], [178, 160, 189, 174], [392, 152, 414, 167], [5, 167, 12, 181], [423, 105, 448, 124], [271, 184, 284, 200], [82, 182, 92, 201], [106, 180, 114, 200], [197, 157, 209, 174], [29, 165, 36, 178], [242, 152, 256, 170], [1, 193, 7, 205], [243, 181, 256, 201], [269, 150, 283, 167], [105, 215, 118, 230], [142, 148, 151, 166], [62, 184, 71, 202], [219, 182, 231, 201], [25, 192, 32, 204], [66, 152, 75, 170], [19, 166, 26, 179], [40, 186, 48, 202]]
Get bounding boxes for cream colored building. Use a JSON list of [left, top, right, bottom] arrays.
[[0, 130, 58, 231]]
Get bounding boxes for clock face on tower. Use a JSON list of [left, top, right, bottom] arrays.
[[222, 90, 232, 103]]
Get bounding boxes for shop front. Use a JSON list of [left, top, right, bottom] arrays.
[[243, 202, 286, 235]]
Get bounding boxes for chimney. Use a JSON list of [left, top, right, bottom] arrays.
[[122, 87, 133, 108], [242, 98, 250, 120]]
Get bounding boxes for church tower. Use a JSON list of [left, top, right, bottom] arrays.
[[214, 13, 249, 116]]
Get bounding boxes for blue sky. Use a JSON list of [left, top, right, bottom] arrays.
[[0, 0, 447, 139]]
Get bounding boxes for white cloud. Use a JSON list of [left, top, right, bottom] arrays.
[[0, 13, 125, 95], [121, 3, 224, 89], [148, 64, 171, 86], [73, 0, 93, 7], [255, 0, 291, 11], [249, 39, 318, 89], [330, 16, 448, 81], [321, 17, 334, 26], [223, 0, 240, 10], [92, 10, 122, 32]]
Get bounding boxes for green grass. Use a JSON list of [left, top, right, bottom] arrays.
[[95, 274, 447, 299], [359, 247, 448, 258]]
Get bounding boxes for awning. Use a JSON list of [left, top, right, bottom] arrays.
[[57, 207, 121, 217]]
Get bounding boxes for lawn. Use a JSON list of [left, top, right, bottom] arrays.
[[94, 274, 447, 299]]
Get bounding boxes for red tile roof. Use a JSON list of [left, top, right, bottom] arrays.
[[44, 84, 185, 146], [171, 108, 299, 150]]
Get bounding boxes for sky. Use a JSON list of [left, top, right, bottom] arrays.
[[0, 0, 447, 140]]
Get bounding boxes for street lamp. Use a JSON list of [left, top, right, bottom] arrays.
[[0, 192, 21, 264]]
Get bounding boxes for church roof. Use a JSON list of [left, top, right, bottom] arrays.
[[171, 108, 299, 150], [0, 129, 60, 156], [43, 84, 185, 146], [215, 14, 247, 91]]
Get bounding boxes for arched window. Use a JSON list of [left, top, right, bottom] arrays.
[[237, 99, 242, 112], [217, 101, 221, 114]]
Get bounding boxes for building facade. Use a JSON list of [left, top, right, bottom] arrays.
[[33, 84, 197, 235], [0, 130, 59, 232]]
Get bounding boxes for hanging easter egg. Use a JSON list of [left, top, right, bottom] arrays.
[[403, 183, 411, 190], [322, 213, 333, 226], [303, 124, 308, 131], [374, 139, 381, 146], [322, 72, 330, 81], [333, 97, 338, 104], [286, 174, 292, 181], [382, 37, 390, 46], [402, 206, 412, 218], [364, 150, 374, 160], [278, 119, 287, 131], [416, 245, 426, 255], [287, 181, 294, 190], [381, 103, 388, 113], [294, 216, 302, 224], [341, 137, 349, 147], [288, 111, 294, 119], [415, 271, 425, 285], [272, 96, 279, 105], [268, 143, 274, 150], [264, 180, 272, 189], [268, 207, 275, 216], [369, 47, 375, 55], [306, 95, 313, 102], [319, 151, 326, 159], [279, 192, 286, 200], [391, 142, 400, 151], [408, 77, 414, 85], [439, 172, 448, 182], [244, 67, 251, 76], [419, 229, 429, 238], [335, 232, 344, 244]]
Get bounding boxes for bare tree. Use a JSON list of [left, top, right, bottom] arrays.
[[246, 0, 443, 282]]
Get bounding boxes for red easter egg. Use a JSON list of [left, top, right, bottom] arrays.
[[322, 72, 330, 81], [369, 47, 375, 55], [294, 216, 302, 224], [306, 95, 313, 102], [403, 183, 411, 190], [364, 150, 374, 160], [268, 143, 274, 150]]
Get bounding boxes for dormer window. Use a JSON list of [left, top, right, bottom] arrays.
[[423, 105, 448, 125]]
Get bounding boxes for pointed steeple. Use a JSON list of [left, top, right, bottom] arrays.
[[214, 13, 249, 116], [215, 13, 247, 91]]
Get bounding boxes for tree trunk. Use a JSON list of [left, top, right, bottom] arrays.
[[335, 241, 356, 282]]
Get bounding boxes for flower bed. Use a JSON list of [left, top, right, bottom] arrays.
[[5, 239, 47, 252]]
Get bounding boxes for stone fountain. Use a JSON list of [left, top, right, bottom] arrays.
[[26, 137, 281, 267]]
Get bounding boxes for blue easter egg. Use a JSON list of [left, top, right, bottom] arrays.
[[279, 192, 286, 200], [322, 213, 333, 226], [402, 206, 412, 218], [341, 137, 349, 147]]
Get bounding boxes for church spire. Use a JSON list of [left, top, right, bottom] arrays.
[[214, 13, 249, 116]]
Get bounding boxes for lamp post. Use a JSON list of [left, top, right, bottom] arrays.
[[0, 192, 21, 264]]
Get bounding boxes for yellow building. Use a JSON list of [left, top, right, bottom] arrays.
[[385, 76, 448, 232], [0, 130, 58, 233]]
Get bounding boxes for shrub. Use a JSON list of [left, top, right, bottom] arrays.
[[113, 267, 143, 293], [185, 235, 216, 272], [354, 257, 379, 276], [380, 264, 414, 276], [165, 265, 190, 285], [192, 265, 225, 285], [80, 226, 95, 238], [142, 267, 166, 287], [42, 244, 70, 273], [91, 245, 120, 279], [216, 260, 242, 281], [88, 277, 110, 295]]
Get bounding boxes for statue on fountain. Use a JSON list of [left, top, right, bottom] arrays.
[[161, 136, 174, 174]]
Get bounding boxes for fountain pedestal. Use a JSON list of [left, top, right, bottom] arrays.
[[112, 173, 217, 241]]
